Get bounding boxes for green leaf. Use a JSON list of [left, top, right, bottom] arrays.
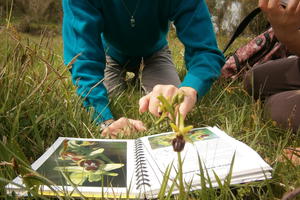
[[224, 152, 235, 187], [101, 163, 124, 171], [22, 173, 42, 193], [158, 162, 174, 200], [88, 173, 102, 182], [89, 148, 104, 157], [69, 172, 87, 185], [103, 172, 119, 176], [212, 170, 223, 190], [54, 166, 85, 173]]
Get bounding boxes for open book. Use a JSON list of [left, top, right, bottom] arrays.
[[5, 126, 272, 199]]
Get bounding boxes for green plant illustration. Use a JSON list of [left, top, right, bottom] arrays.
[[188, 129, 218, 142], [149, 128, 218, 149], [54, 140, 124, 185]]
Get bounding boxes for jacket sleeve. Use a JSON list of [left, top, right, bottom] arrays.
[[62, 0, 113, 123], [170, 0, 225, 98]]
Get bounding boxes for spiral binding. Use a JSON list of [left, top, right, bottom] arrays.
[[135, 139, 151, 190]]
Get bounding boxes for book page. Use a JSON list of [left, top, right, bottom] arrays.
[[140, 126, 272, 194], [141, 127, 233, 180], [6, 137, 137, 199]]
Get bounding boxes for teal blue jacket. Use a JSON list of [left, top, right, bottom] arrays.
[[62, 0, 225, 123]]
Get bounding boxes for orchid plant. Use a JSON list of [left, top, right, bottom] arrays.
[[156, 93, 193, 152], [156, 92, 193, 199]]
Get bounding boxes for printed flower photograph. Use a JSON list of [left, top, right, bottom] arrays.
[[148, 128, 218, 149], [37, 140, 127, 187]]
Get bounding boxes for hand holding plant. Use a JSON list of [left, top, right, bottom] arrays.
[[139, 85, 197, 119]]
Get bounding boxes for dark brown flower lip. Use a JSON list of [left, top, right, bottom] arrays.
[[79, 159, 101, 171], [172, 135, 186, 152]]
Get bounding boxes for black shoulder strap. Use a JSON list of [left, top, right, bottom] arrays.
[[223, 7, 261, 54]]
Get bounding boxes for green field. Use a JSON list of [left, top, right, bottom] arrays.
[[0, 24, 299, 199]]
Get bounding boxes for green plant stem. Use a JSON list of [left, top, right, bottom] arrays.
[[177, 152, 185, 199]]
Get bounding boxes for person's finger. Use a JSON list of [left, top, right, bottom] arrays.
[[111, 117, 130, 129], [259, 0, 269, 11], [101, 128, 108, 137], [101, 117, 129, 138], [102, 118, 146, 138], [148, 85, 163, 117], [177, 87, 197, 119], [222, 66, 237, 78], [178, 94, 196, 119], [269, 0, 280, 9], [119, 119, 146, 136], [297, 2, 300, 13], [287, 0, 299, 11], [148, 94, 161, 117], [101, 127, 118, 138], [162, 85, 177, 100], [139, 93, 150, 113], [116, 119, 146, 136], [101, 124, 120, 138], [178, 100, 191, 119], [128, 119, 147, 131]]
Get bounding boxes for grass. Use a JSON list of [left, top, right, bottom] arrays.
[[0, 22, 299, 199]]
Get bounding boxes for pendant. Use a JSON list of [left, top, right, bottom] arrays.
[[130, 16, 135, 28]]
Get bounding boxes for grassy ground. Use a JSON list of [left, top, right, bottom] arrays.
[[0, 24, 299, 199]]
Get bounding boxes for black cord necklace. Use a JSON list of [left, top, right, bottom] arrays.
[[121, 0, 141, 28]]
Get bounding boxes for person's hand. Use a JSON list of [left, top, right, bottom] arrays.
[[259, 0, 300, 31], [259, 0, 300, 54], [101, 117, 146, 138], [139, 85, 197, 119], [221, 56, 239, 79]]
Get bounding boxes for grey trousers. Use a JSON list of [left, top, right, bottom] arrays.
[[103, 46, 181, 95], [244, 57, 300, 132]]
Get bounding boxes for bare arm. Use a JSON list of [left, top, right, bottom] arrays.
[[259, 0, 300, 56]]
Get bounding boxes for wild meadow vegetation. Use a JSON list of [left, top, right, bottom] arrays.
[[0, 2, 299, 200]]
